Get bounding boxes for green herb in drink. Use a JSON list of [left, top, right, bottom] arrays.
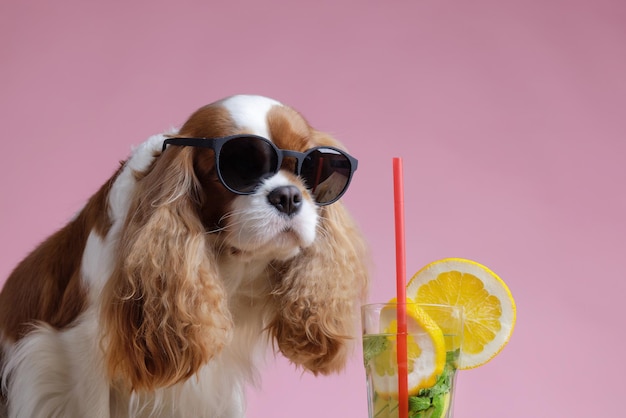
[[406, 352, 458, 418], [363, 334, 390, 366]]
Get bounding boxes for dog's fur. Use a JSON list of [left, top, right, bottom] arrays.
[[0, 95, 368, 418]]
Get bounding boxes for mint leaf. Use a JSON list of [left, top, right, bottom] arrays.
[[430, 363, 454, 396], [446, 348, 460, 366], [409, 358, 456, 417], [431, 393, 447, 418], [363, 335, 390, 365], [409, 395, 431, 412]]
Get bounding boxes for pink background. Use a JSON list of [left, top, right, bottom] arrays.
[[1, 0, 625, 417]]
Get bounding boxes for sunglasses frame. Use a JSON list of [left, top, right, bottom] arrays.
[[162, 134, 358, 206]]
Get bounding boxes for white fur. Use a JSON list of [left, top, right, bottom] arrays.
[[226, 172, 318, 261], [109, 133, 169, 222], [3, 306, 268, 418], [2, 309, 109, 418], [220, 95, 281, 139]]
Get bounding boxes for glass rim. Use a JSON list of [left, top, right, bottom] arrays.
[[361, 302, 463, 311]]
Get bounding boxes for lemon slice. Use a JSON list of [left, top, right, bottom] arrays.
[[407, 258, 516, 370], [369, 297, 446, 397]]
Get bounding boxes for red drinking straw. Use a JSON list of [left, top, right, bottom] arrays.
[[393, 157, 409, 418]]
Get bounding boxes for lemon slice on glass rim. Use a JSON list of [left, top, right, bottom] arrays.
[[370, 297, 446, 397], [407, 258, 516, 370]]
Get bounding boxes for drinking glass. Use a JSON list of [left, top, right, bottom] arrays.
[[362, 303, 464, 418]]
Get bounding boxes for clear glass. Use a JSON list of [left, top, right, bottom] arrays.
[[362, 303, 464, 418]]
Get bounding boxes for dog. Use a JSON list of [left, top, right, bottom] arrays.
[[0, 95, 369, 418]]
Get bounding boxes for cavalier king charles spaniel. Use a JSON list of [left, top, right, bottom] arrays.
[[0, 95, 368, 418]]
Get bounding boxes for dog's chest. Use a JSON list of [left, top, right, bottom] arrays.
[[217, 255, 274, 304]]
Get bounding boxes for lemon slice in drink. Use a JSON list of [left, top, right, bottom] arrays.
[[369, 298, 446, 397], [407, 258, 516, 369]]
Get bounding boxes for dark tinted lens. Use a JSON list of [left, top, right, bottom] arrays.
[[218, 137, 278, 193], [301, 148, 351, 204]]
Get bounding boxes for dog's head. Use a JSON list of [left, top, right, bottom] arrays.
[[167, 94, 358, 261], [103, 95, 369, 390]]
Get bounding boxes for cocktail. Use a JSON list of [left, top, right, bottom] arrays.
[[362, 302, 463, 418], [369, 159, 517, 418], [362, 258, 517, 418]]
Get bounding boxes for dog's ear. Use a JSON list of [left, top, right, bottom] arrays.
[[101, 147, 232, 391], [268, 201, 369, 375]]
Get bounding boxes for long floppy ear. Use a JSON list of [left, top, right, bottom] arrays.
[[268, 202, 369, 375], [101, 147, 232, 391]]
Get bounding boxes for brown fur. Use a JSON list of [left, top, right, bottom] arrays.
[[101, 147, 233, 391], [268, 203, 368, 374], [0, 169, 119, 341]]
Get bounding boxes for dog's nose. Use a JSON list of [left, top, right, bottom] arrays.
[[267, 185, 302, 216]]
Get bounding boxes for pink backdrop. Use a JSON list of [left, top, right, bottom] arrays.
[[1, 0, 625, 416]]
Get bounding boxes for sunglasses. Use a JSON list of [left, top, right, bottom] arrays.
[[162, 134, 358, 206]]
